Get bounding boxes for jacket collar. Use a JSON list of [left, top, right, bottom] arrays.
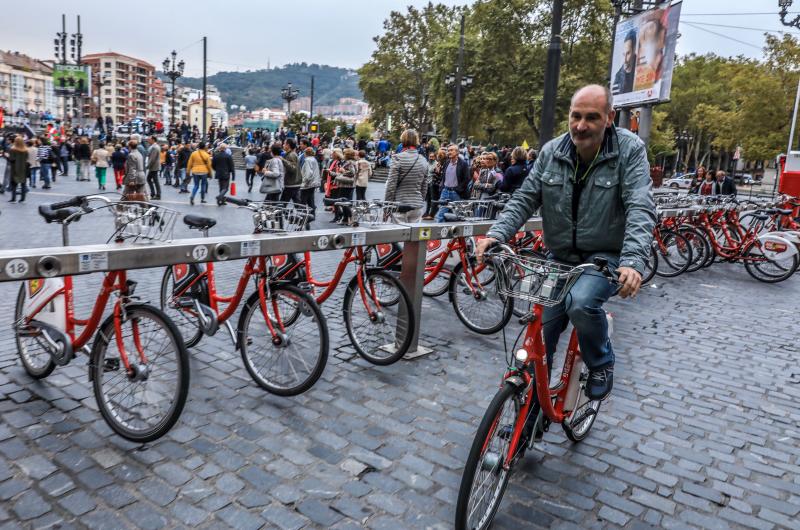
[[553, 126, 620, 167]]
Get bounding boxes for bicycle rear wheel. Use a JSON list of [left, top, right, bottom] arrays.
[[91, 304, 189, 443], [238, 284, 328, 396], [449, 261, 514, 334], [159, 266, 204, 348], [423, 265, 451, 297], [343, 269, 414, 365], [641, 245, 658, 285], [455, 383, 520, 530], [14, 284, 56, 379]]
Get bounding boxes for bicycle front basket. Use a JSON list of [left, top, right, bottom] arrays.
[[493, 252, 584, 306], [112, 202, 178, 244]]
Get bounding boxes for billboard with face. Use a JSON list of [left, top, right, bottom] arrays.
[[610, 1, 682, 108]]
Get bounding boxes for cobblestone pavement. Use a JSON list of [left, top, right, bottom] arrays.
[[0, 165, 799, 529]]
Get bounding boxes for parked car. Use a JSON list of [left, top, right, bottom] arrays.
[[663, 173, 696, 189]]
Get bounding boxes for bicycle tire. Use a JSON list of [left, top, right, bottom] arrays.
[[238, 284, 328, 396], [14, 283, 56, 379], [159, 266, 204, 348], [455, 382, 519, 530], [742, 240, 799, 283], [654, 230, 692, 278], [679, 225, 709, 273], [423, 265, 451, 297], [343, 269, 414, 365], [449, 261, 514, 335], [561, 364, 602, 442], [90, 304, 189, 443]]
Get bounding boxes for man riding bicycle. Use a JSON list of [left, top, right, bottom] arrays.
[[477, 84, 656, 401]]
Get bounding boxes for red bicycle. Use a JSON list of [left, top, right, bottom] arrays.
[[455, 247, 617, 529], [274, 200, 415, 365], [15, 195, 190, 442], [160, 200, 329, 396]]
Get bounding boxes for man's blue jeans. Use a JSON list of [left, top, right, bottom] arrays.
[[435, 188, 461, 222], [542, 253, 618, 371]]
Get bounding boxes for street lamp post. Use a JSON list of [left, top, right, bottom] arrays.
[[445, 71, 473, 144], [162, 50, 185, 132], [778, 0, 800, 194], [281, 82, 300, 114]]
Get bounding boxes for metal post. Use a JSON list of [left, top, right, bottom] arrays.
[[450, 14, 466, 144], [778, 75, 800, 194], [202, 36, 207, 141], [309, 75, 315, 118], [607, 2, 623, 82], [637, 105, 653, 146], [398, 240, 430, 357], [539, 0, 564, 148], [171, 79, 176, 128]]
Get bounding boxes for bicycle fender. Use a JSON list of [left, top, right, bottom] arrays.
[[778, 230, 800, 245], [504, 375, 526, 388], [756, 233, 799, 260]]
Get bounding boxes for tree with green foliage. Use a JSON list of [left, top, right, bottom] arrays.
[[358, 2, 463, 138]]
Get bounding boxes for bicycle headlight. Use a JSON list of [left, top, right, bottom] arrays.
[[515, 349, 528, 362]]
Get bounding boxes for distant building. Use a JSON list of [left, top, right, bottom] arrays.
[[81, 52, 165, 125], [315, 97, 369, 123], [0, 50, 62, 117]]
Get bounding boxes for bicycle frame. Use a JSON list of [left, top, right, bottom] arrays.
[[497, 304, 581, 469], [22, 270, 142, 372]]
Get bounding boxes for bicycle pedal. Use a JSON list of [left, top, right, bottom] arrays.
[[175, 296, 195, 308]]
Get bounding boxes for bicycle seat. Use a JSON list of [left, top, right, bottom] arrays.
[[778, 209, 793, 215], [183, 214, 217, 230], [753, 214, 770, 221], [38, 204, 81, 224], [323, 198, 339, 207], [443, 212, 460, 222], [397, 204, 415, 213]]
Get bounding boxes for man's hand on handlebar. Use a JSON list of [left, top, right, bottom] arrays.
[[616, 266, 642, 298], [475, 237, 498, 264]]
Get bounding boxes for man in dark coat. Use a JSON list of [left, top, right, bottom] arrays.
[[713, 170, 737, 196], [435, 144, 471, 222], [212, 144, 235, 205]]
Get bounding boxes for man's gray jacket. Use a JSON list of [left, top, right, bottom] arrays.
[[487, 126, 656, 275], [147, 143, 161, 172]]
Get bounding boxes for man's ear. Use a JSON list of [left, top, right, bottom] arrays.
[[607, 109, 616, 127]]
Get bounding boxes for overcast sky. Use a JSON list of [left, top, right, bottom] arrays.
[[4, 0, 800, 77]]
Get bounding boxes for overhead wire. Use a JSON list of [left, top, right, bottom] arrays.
[[680, 21, 764, 50]]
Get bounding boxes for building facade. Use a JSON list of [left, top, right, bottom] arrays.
[[0, 51, 62, 117], [81, 52, 165, 125]]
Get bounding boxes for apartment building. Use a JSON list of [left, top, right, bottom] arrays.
[[0, 50, 62, 116], [81, 52, 165, 124]]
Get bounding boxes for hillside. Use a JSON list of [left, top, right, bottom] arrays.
[[174, 63, 362, 110]]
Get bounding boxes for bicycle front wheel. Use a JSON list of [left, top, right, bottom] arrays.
[[343, 269, 414, 365], [449, 261, 513, 334], [455, 383, 520, 530], [91, 304, 189, 443], [238, 284, 328, 396], [654, 230, 693, 278], [742, 240, 799, 283], [423, 265, 451, 297]]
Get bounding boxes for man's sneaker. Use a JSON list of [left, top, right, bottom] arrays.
[[586, 365, 613, 401]]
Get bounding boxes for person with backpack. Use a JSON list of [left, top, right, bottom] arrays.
[[186, 142, 212, 205], [300, 146, 321, 215]]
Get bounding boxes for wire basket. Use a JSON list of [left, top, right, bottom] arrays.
[[348, 200, 400, 226], [446, 200, 501, 221], [111, 202, 178, 244], [492, 252, 585, 307], [251, 201, 312, 233]]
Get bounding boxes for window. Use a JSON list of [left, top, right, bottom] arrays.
[[104, 62, 112, 68], [105, 107, 112, 113]]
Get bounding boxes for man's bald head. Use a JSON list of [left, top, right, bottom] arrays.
[[571, 84, 614, 114]]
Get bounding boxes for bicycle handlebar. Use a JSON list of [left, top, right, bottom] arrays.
[[224, 196, 251, 207]]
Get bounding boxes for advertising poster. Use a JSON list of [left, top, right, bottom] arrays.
[[609, 2, 682, 108], [53, 64, 91, 97]]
